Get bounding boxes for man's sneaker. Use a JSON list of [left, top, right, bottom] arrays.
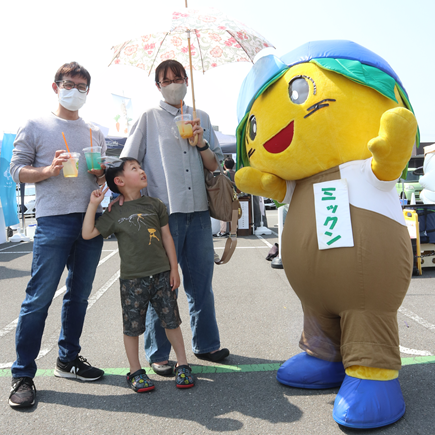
[[126, 369, 155, 393], [54, 355, 104, 381], [175, 365, 195, 389], [9, 377, 36, 408]]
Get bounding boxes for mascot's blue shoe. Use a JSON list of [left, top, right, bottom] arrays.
[[276, 352, 345, 389], [333, 375, 405, 429]]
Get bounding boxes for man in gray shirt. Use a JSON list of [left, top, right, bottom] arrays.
[[8, 62, 106, 408], [121, 59, 229, 376]]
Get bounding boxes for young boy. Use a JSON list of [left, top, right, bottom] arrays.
[[82, 157, 194, 392]]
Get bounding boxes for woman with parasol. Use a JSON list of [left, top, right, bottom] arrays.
[[119, 59, 229, 375]]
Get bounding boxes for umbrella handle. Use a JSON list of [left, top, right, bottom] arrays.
[[186, 29, 197, 147], [188, 108, 199, 146], [188, 135, 199, 146]]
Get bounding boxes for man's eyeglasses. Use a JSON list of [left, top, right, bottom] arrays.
[[56, 80, 89, 93], [157, 77, 186, 88]]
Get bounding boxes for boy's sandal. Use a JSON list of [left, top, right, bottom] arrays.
[[126, 369, 155, 393], [175, 365, 195, 389]]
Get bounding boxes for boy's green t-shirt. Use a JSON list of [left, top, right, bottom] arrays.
[[95, 196, 170, 279]]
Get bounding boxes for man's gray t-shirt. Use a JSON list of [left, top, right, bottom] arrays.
[[10, 113, 106, 218], [120, 101, 224, 214]]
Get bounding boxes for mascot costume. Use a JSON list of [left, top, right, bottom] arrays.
[[235, 40, 418, 429]]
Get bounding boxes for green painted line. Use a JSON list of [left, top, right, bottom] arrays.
[[401, 355, 435, 366], [1, 358, 433, 378], [104, 368, 126, 375]]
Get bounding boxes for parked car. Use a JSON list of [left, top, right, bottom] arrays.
[[264, 197, 277, 210], [396, 168, 423, 203], [16, 184, 36, 216]]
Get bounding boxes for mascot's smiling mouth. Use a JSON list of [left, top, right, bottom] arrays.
[[263, 121, 294, 154]]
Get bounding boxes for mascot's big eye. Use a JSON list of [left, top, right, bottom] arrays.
[[248, 115, 257, 141], [289, 77, 309, 104]]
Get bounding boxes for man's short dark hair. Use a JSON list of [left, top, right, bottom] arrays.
[[155, 59, 187, 84], [105, 157, 140, 194], [224, 157, 235, 170], [54, 62, 91, 87]]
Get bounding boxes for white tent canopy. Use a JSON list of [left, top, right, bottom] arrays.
[[215, 131, 236, 154]]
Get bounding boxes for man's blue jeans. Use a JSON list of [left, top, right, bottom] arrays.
[[145, 210, 220, 362], [11, 213, 103, 378]]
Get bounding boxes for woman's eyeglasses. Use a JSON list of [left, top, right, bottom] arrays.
[[157, 77, 186, 87]]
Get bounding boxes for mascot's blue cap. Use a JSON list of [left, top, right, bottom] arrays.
[[237, 39, 408, 123]]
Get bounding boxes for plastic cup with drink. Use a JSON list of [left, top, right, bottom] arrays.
[[83, 146, 102, 170], [174, 114, 193, 139], [61, 152, 80, 177], [60, 132, 80, 178]]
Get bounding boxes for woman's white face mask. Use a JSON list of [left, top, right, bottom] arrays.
[[58, 88, 87, 111], [160, 83, 187, 105]]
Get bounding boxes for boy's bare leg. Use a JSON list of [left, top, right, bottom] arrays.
[[165, 327, 188, 366], [123, 335, 142, 373]]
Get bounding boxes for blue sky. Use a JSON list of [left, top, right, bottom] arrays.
[[1, 0, 434, 141]]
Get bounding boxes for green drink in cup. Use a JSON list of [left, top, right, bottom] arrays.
[[83, 146, 102, 170]]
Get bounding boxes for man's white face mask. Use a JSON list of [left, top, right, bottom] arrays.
[[58, 88, 87, 111], [160, 83, 187, 105]]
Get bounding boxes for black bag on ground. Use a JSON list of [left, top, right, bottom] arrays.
[[266, 243, 279, 261]]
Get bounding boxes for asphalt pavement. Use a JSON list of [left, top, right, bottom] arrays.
[[1, 210, 434, 434]]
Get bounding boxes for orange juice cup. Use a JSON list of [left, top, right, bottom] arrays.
[[174, 114, 194, 139], [61, 152, 80, 178]]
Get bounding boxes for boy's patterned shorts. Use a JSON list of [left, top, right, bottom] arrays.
[[119, 270, 181, 337]]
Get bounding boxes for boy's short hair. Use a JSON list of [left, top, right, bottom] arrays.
[[105, 157, 140, 194], [155, 59, 187, 84], [54, 62, 91, 87], [224, 157, 235, 170]]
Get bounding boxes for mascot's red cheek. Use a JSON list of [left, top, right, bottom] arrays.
[[263, 121, 294, 154]]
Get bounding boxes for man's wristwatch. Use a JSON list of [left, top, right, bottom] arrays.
[[197, 139, 209, 152]]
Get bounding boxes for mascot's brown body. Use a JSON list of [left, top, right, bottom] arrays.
[[235, 40, 418, 429]]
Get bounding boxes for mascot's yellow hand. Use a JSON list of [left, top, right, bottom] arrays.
[[235, 167, 287, 202], [368, 107, 417, 181]]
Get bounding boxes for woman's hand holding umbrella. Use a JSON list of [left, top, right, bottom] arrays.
[[189, 118, 219, 171], [188, 117, 203, 147]]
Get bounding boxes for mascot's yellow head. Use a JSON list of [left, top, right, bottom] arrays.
[[236, 40, 419, 182]]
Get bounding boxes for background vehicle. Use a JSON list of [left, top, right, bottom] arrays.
[[264, 197, 277, 210], [16, 184, 36, 216], [396, 168, 422, 203]]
